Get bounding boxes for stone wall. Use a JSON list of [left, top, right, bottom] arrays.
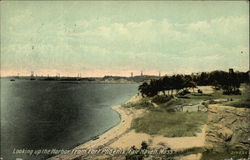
[[205, 104, 250, 152]]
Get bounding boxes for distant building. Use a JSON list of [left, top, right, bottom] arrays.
[[105, 78, 113, 81], [30, 71, 36, 80], [229, 68, 234, 74], [143, 78, 159, 83], [31, 71, 34, 77]]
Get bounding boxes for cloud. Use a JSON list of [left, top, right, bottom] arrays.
[[187, 16, 249, 46], [1, 8, 249, 76], [188, 21, 211, 34], [9, 9, 33, 25]]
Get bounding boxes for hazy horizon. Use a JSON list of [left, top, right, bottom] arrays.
[[1, 68, 248, 78], [1, 1, 249, 77]]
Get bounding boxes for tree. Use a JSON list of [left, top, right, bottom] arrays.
[[171, 74, 185, 94], [148, 80, 161, 97], [162, 76, 172, 95], [209, 70, 241, 95], [138, 69, 243, 97], [138, 82, 150, 97]]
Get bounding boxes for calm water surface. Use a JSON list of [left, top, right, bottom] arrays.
[[1, 79, 138, 160]]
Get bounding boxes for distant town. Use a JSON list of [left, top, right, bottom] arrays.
[[3, 71, 162, 83], [3, 69, 250, 84]]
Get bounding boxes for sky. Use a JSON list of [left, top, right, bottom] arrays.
[[1, 1, 249, 77]]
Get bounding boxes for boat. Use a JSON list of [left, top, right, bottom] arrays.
[[30, 71, 36, 80], [10, 79, 15, 81]]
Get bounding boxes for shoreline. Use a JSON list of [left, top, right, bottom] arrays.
[[48, 94, 144, 160], [75, 94, 144, 150], [49, 92, 207, 160]]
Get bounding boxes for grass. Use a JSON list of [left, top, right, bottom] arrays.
[[167, 147, 204, 158], [200, 149, 249, 160], [129, 84, 248, 137], [226, 97, 250, 108], [122, 98, 154, 109], [225, 85, 250, 108], [125, 84, 249, 112], [132, 111, 207, 137], [159, 98, 186, 108], [151, 95, 172, 104], [158, 84, 250, 110], [157, 95, 211, 112]]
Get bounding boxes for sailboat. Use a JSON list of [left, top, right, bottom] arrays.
[[30, 71, 36, 80]]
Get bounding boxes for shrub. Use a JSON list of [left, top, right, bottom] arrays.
[[198, 89, 203, 94], [178, 89, 191, 96], [151, 95, 172, 104], [123, 99, 154, 109], [223, 89, 241, 95]]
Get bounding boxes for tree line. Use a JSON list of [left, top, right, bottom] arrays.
[[139, 70, 249, 97]]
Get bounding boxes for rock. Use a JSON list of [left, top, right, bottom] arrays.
[[217, 128, 233, 141], [175, 153, 202, 160], [181, 104, 207, 112], [198, 104, 208, 112], [213, 98, 228, 103], [205, 104, 250, 152], [209, 106, 218, 113]]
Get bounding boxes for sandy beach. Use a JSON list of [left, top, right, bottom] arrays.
[[49, 94, 206, 160], [48, 95, 145, 160]]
